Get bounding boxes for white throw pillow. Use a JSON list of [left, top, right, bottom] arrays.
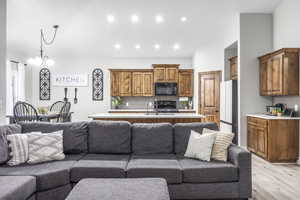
[[27, 130, 65, 164], [184, 130, 216, 161], [6, 134, 29, 166], [202, 128, 234, 161]]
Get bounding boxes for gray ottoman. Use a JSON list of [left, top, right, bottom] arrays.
[[66, 178, 170, 200]]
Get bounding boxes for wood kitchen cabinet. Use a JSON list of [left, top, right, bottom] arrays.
[[247, 116, 299, 162], [258, 48, 300, 96], [178, 69, 193, 97], [132, 71, 154, 96], [111, 70, 153, 97], [153, 64, 179, 82], [110, 70, 132, 96], [111, 71, 120, 96], [229, 56, 238, 80]]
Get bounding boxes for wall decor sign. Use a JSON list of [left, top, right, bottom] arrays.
[[39, 68, 51, 100], [52, 74, 88, 87], [92, 68, 103, 101]]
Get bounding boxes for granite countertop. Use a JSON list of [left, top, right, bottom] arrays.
[[89, 113, 205, 119], [246, 114, 300, 120]]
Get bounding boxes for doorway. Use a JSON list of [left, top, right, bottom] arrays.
[[198, 71, 221, 126]]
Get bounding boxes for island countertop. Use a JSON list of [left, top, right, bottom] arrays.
[[89, 113, 205, 119]]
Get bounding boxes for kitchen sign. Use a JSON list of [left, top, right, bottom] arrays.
[[52, 74, 88, 87]]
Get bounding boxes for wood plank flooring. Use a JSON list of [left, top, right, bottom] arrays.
[[251, 154, 300, 200]]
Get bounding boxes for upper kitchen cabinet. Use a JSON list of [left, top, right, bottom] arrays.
[[153, 64, 179, 82], [229, 56, 238, 80], [258, 48, 300, 96], [110, 70, 132, 96], [178, 69, 193, 97], [132, 71, 154, 96]]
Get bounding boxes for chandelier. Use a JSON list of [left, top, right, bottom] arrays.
[[27, 25, 59, 67]]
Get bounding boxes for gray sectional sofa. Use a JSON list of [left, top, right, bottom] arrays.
[[0, 121, 252, 200]]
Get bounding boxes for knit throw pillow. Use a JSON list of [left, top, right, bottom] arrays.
[[6, 134, 29, 166], [184, 130, 216, 161], [27, 131, 65, 164], [202, 128, 234, 161]]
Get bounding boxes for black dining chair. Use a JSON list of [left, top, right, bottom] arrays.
[[57, 102, 71, 122], [50, 101, 65, 113], [13, 101, 39, 123]]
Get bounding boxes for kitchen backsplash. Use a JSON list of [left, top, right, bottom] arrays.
[[112, 96, 193, 110]]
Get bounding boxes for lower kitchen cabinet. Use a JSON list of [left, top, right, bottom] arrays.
[[247, 116, 299, 162]]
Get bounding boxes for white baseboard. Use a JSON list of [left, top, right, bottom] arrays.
[[297, 157, 300, 165]]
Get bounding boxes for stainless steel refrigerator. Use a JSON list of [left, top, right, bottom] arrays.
[[220, 80, 238, 144]]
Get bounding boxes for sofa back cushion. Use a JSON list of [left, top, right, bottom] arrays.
[[88, 121, 131, 154], [174, 122, 219, 155], [20, 122, 88, 154], [0, 124, 22, 164], [132, 123, 173, 155]]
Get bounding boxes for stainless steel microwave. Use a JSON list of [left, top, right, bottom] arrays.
[[155, 82, 177, 96]]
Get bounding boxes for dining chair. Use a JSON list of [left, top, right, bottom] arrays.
[[57, 101, 71, 122], [50, 101, 65, 113], [13, 101, 39, 123]]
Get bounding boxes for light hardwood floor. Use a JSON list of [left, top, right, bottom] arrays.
[[251, 154, 300, 200]]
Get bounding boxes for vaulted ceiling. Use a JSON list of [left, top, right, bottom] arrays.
[[7, 0, 281, 59]]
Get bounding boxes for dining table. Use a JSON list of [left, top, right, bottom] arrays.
[[6, 112, 73, 124]]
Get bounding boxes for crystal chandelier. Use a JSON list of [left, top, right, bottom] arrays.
[[27, 25, 59, 67]]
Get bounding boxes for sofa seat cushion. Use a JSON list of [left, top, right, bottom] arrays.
[[126, 155, 182, 184], [177, 156, 238, 183], [0, 176, 36, 200], [70, 154, 130, 182], [0, 155, 82, 192]]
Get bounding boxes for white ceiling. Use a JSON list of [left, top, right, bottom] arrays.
[[7, 0, 281, 59]]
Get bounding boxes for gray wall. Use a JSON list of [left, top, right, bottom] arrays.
[[0, 0, 6, 124], [239, 13, 273, 147]]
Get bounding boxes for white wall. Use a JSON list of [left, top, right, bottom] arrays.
[[0, 0, 7, 124], [273, 0, 300, 108], [273, 0, 300, 49], [192, 13, 239, 114], [239, 13, 273, 146], [29, 57, 192, 121]]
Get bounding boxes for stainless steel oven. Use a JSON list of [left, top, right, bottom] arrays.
[[155, 82, 177, 96]]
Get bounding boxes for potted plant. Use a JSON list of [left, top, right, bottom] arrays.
[[112, 96, 123, 109], [277, 108, 284, 117]]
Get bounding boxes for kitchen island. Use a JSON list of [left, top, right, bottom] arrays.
[[88, 113, 205, 124]]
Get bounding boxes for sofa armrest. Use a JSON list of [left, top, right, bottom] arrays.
[[228, 144, 252, 199]]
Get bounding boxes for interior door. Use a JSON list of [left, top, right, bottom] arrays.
[[199, 71, 221, 125]]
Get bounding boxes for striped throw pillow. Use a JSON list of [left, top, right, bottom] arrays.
[[202, 128, 234, 161], [6, 134, 29, 166]]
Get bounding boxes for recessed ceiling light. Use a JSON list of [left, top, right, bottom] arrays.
[[154, 44, 160, 50], [173, 43, 180, 51], [135, 44, 141, 49], [155, 15, 164, 23], [180, 16, 187, 22], [131, 14, 139, 23], [107, 15, 115, 23], [114, 43, 121, 50]]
